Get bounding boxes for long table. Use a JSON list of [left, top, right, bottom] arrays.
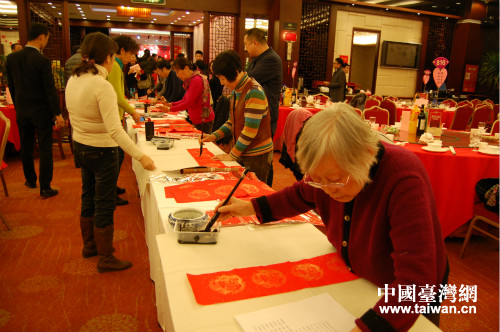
[[127, 117, 442, 332]]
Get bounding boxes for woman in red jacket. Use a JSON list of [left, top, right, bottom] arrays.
[[214, 103, 448, 332], [158, 57, 214, 134]]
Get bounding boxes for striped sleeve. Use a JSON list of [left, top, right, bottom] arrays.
[[230, 87, 268, 159]]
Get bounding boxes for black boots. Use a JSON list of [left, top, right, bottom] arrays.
[[94, 224, 132, 273]]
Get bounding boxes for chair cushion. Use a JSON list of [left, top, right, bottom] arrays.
[[473, 202, 499, 223]]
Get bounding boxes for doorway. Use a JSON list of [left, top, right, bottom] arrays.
[[349, 29, 380, 93]]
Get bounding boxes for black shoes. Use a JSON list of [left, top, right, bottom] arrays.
[[25, 181, 37, 189], [116, 186, 126, 195], [40, 188, 58, 198], [115, 196, 129, 206]]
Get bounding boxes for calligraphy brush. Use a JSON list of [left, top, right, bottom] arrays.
[[203, 168, 250, 232], [199, 120, 204, 157]]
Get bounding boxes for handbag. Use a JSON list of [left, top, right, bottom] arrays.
[[137, 74, 151, 90]]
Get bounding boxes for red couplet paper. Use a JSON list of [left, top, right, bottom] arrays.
[[164, 179, 275, 203], [205, 210, 324, 227], [187, 253, 358, 305], [187, 148, 226, 168]]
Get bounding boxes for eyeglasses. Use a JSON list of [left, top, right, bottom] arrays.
[[303, 174, 350, 189]]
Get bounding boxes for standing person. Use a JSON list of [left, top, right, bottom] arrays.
[[329, 57, 346, 102], [201, 50, 273, 182], [124, 53, 138, 98], [158, 57, 214, 134], [244, 28, 282, 186], [194, 50, 204, 62], [64, 45, 82, 85], [244, 28, 282, 139], [152, 60, 184, 103], [107, 35, 142, 206], [214, 103, 448, 332], [10, 43, 23, 53], [6, 23, 65, 197], [66, 32, 156, 273]]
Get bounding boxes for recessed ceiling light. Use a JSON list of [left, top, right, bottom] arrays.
[[48, 2, 52, 5], [83, 17, 86, 20], [106, 15, 110, 17], [170, 22, 173, 24], [75, 3, 80, 6], [432, 5, 438, 7], [417, 12, 420, 15], [385, 8, 389, 11], [182, 15, 185, 17], [186, 11, 190, 14], [58, 12, 61, 15], [456, 2, 461, 4], [151, 21, 154, 23], [153, 18, 157, 20], [51, 6, 56, 9]]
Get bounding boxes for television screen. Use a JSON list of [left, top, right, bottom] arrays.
[[380, 41, 421, 69]]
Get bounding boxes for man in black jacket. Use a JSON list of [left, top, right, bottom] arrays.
[[153, 60, 185, 103], [6, 23, 65, 197], [244, 28, 283, 186]]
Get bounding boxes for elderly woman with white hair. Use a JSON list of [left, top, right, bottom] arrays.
[[215, 103, 448, 332]]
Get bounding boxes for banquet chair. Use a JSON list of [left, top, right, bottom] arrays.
[[469, 105, 492, 129], [450, 105, 474, 131], [51, 90, 73, 159], [363, 106, 390, 125], [483, 99, 494, 107], [364, 97, 380, 110], [354, 108, 363, 117], [0, 112, 10, 197], [494, 104, 499, 121], [372, 95, 383, 102], [441, 99, 457, 108], [470, 98, 483, 109], [459, 202, 499, 258], [490, 120, 499, 135], [380, 99, 397, 125], [384, 96, 398, 102], [457, 100, 472, 108]]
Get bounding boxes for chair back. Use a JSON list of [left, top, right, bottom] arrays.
[[364, 98, 380, 109], [313, 93, 329, 105], [491, 120, 499, 135], [494, 104, 499, 121], [363, 106, 390, 125], [0, 112, 11, 169], [283, 108, 313, 163], [470, 105, 492, 129], [470, 98, 483, 109], [441, 99, 457, 108], [354, 108, 362, 117], [457, 100, 472, 108], [384, 96, 398, 102], [450, 105, 474, 131], [484, 99, 494, 106], [372, 95, 383, 102], [379, 99, 397, 125]]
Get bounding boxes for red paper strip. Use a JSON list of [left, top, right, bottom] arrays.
[[187, 148, 226, 167], [187, 253, 358, 305], [164, 179, 275, 203], [170, 125, 200, 133], [206, 210, 324, 227]]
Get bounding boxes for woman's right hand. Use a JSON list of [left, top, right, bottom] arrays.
[[214, 197, 256, 221], [139, 155, 156, 170], [199, 134, 216, 143]]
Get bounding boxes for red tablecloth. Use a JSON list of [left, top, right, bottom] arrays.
[[0, 105, 20, 150], [397, 107, 455, 128], [402, 143, 499, 237], [274, 106, 322, 151]]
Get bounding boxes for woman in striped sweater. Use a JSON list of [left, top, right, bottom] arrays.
[[200, 50, 273, 182]]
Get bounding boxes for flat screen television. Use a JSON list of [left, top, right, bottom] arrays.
[[380, 41, 422, 69]]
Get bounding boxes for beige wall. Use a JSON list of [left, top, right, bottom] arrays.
[[1, 30, 20, 56], [335, 10, 423, 97]]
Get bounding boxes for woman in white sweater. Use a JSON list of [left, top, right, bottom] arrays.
[[66, 32, 155, 273]]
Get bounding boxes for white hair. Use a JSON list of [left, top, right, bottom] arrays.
[[296, 103, 380, 186]]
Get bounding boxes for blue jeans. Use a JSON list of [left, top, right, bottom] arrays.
[[74, 141, 119, 228]]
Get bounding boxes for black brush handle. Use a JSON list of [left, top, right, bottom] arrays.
[[203, 168, 250, 232]]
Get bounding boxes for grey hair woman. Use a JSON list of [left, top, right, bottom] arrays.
[[214, 102, 448, 332]]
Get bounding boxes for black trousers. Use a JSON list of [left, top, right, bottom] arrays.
[[17, 117, 54, 190], [74, 141, 119, 229]]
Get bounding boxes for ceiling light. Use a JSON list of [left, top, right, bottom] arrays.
[[170, 22, 173, 24], [83, 17, 86, 20], [192, 21, 196, 23], [153, 18, 157, 20], [432, 5, 438, 7], [186, 11, 190, 14], [151, 21, 154, 23], [417, 12, 420, 15], [137, 35, 140, 39], [51, 6, 56, 9], [48, 2, 52, 4], [110, 28, 172, 36], [182, 15, 185, 17], [58, 12, 61, 15], [106, 15, 110, 17], [75, 3, 80, 6]]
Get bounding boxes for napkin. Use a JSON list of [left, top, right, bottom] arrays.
[[419, 132, 434, 143]]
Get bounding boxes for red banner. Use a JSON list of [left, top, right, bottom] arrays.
[[462, 64, 478, 93]]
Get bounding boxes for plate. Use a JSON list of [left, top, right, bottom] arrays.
[[422, 146, 449, 153], [478, 149, 499, 156]]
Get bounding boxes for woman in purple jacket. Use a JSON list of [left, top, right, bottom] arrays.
[[215, 103, 448, 332]]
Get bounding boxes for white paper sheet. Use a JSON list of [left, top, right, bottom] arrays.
[[235, 293, 356, 332]]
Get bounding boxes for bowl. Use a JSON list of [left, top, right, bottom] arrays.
[[168, 208, 209, 231], [427, 142, 442, 151], [174, 221, 220, 244], [151, 137, 175, 150]]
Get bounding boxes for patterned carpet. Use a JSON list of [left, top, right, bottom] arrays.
[[0, 145, 162, 332]]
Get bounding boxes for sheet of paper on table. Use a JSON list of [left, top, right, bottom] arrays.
[[235, 293, 356, 332]]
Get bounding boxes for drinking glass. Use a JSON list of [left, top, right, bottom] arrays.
[[380, 124, 389, 134], [470, 129, 481, 151], [478, 122, 486, 134]]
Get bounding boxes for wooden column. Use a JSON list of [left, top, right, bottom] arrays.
[[61, 0, 71, 61], [203, 11, 210, 63], [16, 0, 30, 46]]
